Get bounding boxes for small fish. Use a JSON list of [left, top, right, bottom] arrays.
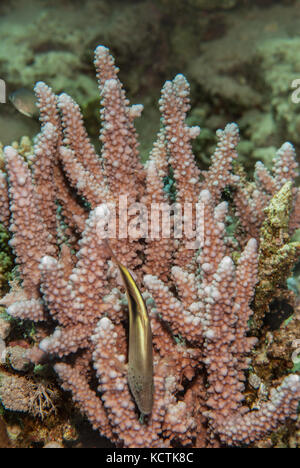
[[105, 241, 154, 415], [9, 88, 39, 119]]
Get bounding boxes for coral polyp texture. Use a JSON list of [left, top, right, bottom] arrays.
[[0, 45, 300, 448]]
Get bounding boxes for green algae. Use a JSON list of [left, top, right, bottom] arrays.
[[0, 224, 13, 294], [253, 182, 300, 332]]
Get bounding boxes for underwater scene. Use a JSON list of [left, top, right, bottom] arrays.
[[0, 0, 300, 450]]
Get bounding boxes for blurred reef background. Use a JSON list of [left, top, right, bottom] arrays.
[[1, 0, 300, 170], [0, 0, 300, 448]]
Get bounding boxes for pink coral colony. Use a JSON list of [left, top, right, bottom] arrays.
[[0, 45, 299, 447]]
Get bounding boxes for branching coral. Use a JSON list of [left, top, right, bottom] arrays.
[[0, 370, 58, 420], [0, 45, 299, 448], [233, 142, 300, 242]]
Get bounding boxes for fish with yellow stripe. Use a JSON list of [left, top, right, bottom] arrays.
[[105, 241, 154, 415]]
